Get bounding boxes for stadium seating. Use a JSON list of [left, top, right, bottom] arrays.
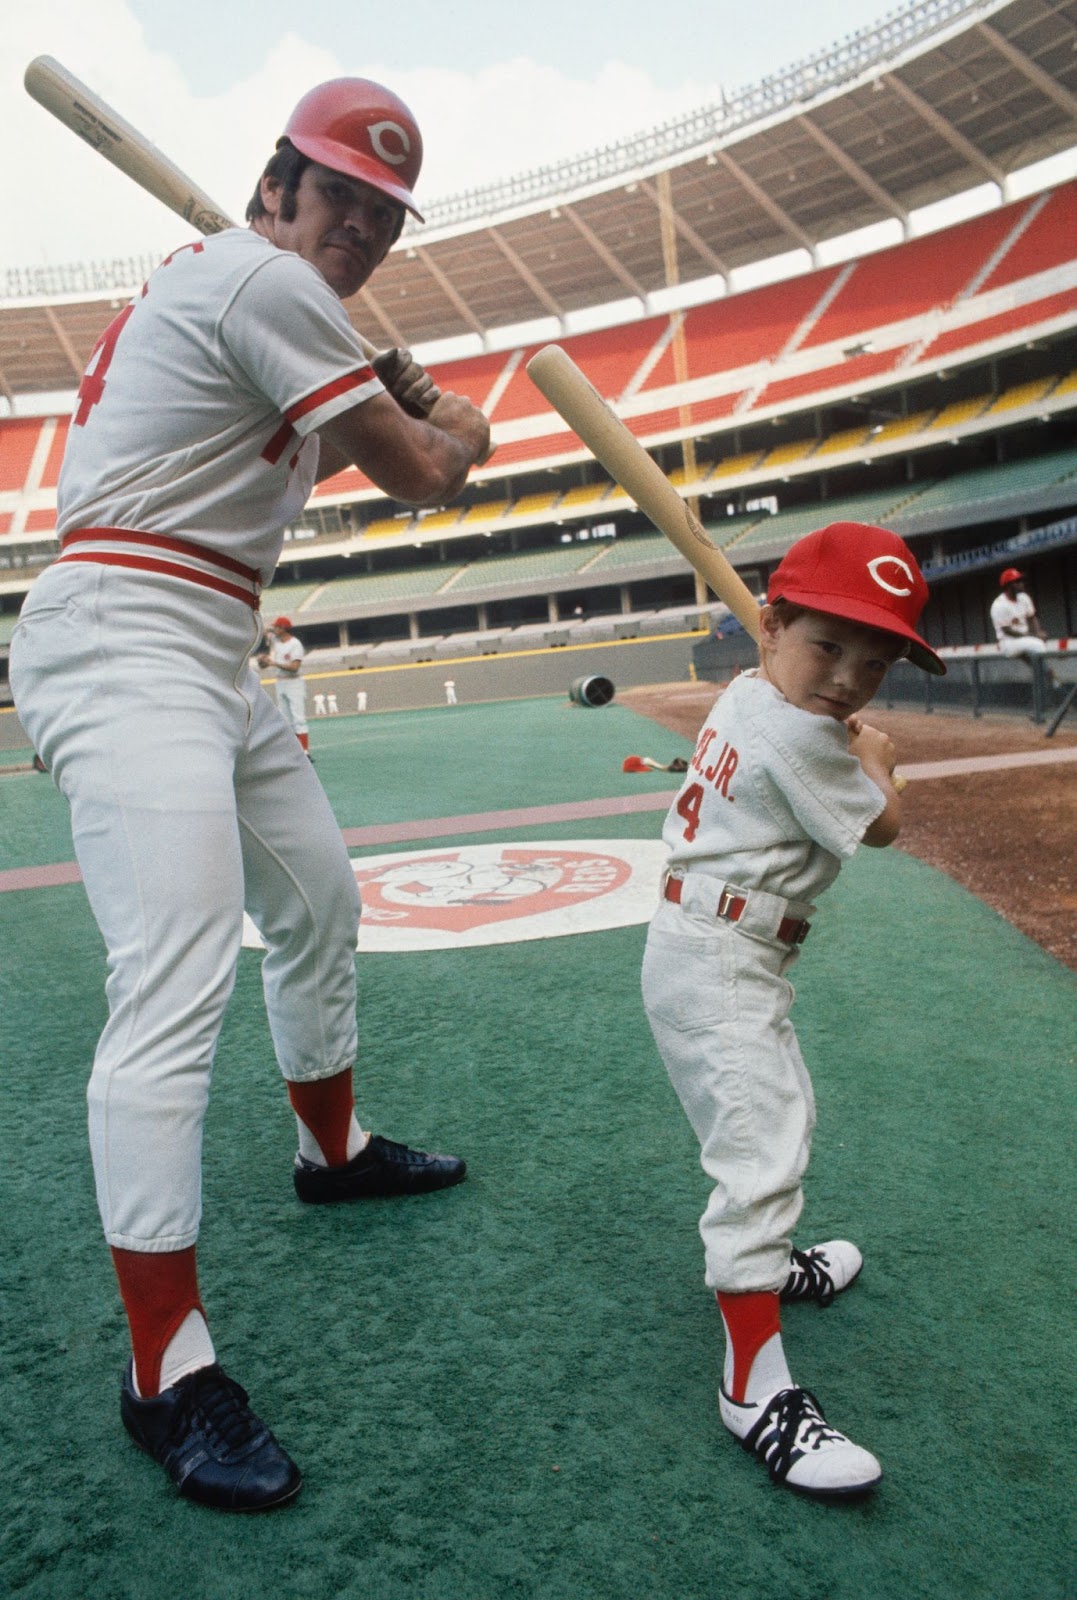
[[259, 582, 325, 614], [979, 184, 1077, 290], [728, 485, 930, 554], [802, 206, 1023, 350], [299, 567, 464, 611], [0, 420, 42, 492], [446, 546, 599, 591], [892, 448, 1077, 523]]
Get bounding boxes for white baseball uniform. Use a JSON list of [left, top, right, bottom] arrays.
[[268, 635, 308, 735], [990, 590, 1047, 659], [10, 229, 386, 1251], [641, 670, 885, 1293]]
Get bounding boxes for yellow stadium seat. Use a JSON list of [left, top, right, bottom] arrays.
[[463, 500, 509, 522], [866, 411, 936, 443], [987, 378, 1056, 414], [710, 450, 765, 478], [761, 438, 816, 468], [929, 395, 992, 431]]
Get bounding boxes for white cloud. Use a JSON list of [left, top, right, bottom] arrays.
[[2, 0, 721, 271]]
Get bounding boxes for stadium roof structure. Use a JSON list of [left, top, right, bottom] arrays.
[[2, 0, 1076, 399]]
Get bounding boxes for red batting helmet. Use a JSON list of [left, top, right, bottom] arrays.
[[282, 78, 424, 221], [768, 522, 944, 675], [272, 616, 292, 630], [999, 568, 1024, 587]]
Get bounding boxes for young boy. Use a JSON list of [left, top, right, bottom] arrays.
[[642, 521, 943, 1499]]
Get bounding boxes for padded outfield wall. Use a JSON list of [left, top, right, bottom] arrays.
[[0, 632, 703, 750]]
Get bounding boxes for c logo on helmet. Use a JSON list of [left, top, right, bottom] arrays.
[[867, 555, 914, 597], [369, 120, 410, 166]]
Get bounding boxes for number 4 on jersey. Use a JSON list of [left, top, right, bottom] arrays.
[[74, 303, 135, 427], [676, 782, 704, 842]]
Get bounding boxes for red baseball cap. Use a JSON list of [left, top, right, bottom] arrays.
[[999, 568, 1024, 587], [767, 522, 945, 675], [272, 616, 292, 630]]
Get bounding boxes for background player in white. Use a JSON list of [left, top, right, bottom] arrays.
[[990, 566, 1059, 689], [10, 76, 489, 1512], [258, 615, 309, 752], [641, 522, 943, 1499]]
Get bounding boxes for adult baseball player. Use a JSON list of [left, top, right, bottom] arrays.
[[641, 522, 943, 1499], [259, 615, 309, 751], [11, 76, 489, 1512], [990, 567, 1058, 687]]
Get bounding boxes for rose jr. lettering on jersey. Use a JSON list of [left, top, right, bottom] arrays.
[[689, 726, 739, 797], [675, 727, 739, 843]]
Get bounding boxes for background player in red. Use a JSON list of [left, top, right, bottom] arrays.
[[11, 77, 489, 1511], [642, 522, 943, 1499]]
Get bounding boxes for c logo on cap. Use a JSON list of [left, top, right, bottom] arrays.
[[867, 555, 914, 597], [369, 120, 410, 166]]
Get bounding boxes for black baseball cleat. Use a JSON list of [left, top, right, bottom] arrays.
[[293, 1134, 467, 1202], [120, 1362, 301, 1512]]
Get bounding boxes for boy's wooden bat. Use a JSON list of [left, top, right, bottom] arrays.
[[526, 343, 907, 788], [526, 344, 762, 638]]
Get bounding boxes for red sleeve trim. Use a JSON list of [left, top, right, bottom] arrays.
[[285, 367, 376, 422]]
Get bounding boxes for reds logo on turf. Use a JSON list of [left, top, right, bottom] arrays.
[[866, 555, 915, 597], [241, 840, 670, 952], [357, 846, 629, 932], [368, 120, 410, 166]]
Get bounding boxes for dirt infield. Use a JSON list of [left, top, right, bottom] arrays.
[[621, 683, 1077, 973]]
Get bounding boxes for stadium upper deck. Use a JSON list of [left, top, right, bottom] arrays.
[[2, 0, 1076, 397]]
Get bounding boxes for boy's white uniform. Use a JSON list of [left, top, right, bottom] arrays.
[[268, 634, 308, 735], [11, 229, 386, 1250], [642, 670, 885, 1292]]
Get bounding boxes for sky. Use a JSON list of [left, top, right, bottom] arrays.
[[3, 0, 915, 273]]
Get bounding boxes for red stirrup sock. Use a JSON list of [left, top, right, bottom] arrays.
[[288, 1068, 363, 1168], [111, 1245, 209, 1398], [297, 732, 310, 752], [716, 1290, 789, 1403]]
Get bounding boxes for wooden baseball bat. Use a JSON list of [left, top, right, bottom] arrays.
[[23, 55, 382, 363], [527, 344, 908, 788], [526, 344, 762, 637]]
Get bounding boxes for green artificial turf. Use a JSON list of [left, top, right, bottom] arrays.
[[1, 697, 1073, 1599]]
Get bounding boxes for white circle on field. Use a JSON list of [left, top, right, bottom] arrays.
[[241, 839, 669, 951]]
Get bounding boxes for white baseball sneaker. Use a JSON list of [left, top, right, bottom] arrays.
[[719, 1384, 882, 1497], [781, 1240, 863, 1306]]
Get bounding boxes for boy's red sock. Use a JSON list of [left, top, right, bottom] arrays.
[[716, 1290, 784, 1402], [110, 1244, 207, 1398], [287, 1068, 356, 1168]]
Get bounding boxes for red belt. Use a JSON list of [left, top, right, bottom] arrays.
[[57, 528, 262, 611], [662, 875, 811, 946]]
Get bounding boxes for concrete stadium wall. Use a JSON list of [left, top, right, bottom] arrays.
[[0, 632, 701, 751]]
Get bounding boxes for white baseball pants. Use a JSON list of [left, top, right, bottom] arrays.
[[11, 562, 361, 1252], [997, 635, 1048, 659], [642, 886, 816, 1293], [276, 675, 308, 734]]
